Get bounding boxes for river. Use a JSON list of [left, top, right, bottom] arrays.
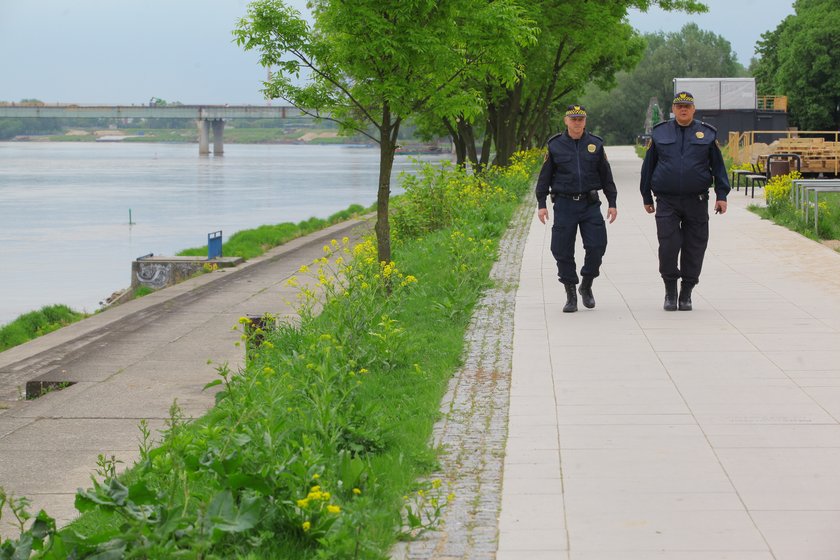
[[0, 142, 450, 326]]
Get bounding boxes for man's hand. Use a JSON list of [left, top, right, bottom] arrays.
[[644, 204, 655, 214], [606, 207, 617, 223], [714, 200, 728, 214], [538, 208, 549, 224]]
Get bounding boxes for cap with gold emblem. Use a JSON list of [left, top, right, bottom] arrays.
[[672, 91, 695, 105], [565, 104, 587, 118]]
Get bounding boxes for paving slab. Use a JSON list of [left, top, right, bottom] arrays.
[[498, 145, 840, 559]]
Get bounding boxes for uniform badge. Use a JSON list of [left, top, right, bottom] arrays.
[[695, 131, 705, 139], [587, 144, 596, 153]]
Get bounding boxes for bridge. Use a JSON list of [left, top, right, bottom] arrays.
[[0, 104, 304, 155]]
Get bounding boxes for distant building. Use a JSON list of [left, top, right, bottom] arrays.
[[672, 77, 788, 143]]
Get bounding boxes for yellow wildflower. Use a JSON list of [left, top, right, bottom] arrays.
[[327, 505, 341, 514], [302, 521, 311, 532], [353, 488, 362, 495]]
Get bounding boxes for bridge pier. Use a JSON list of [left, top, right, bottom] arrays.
[[197, 118, 224, 156]]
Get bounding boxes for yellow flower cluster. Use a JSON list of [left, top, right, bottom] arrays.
[[764, 170, 802, 205], [296, 485, 332, 508], [501, 148, 544, 180]]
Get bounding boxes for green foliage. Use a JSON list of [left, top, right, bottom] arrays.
[[425, 0, 707, 167], [0, 150, 539, 558], [763, 170, 802, 211], [752, 0, 840, 130], [234, 0, 537, 264], [751, 171, 840, 241], [132, 285, 155, 298], [582, 23, 746, 144], [0, 305, 88, 352], [391, 149, 543, 240], [177, 204, 370, 259]]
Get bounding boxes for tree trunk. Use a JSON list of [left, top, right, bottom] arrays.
[[375, 104, 398, 265], [491, 86, 521, 167], [479, 116, 492, 170], [457, 119, 480, 171], [443, 118, 466, 166]]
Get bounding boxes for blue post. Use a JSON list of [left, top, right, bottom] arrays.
[[208, 231, 223, 259]]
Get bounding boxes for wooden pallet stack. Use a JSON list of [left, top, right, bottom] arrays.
[[768, 137, 840, 175]]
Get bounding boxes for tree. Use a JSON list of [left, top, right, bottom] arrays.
[[582, 23, 745, 144], [234, 0, 536, 264], [425, 0, 708, 168], [752, 0, 840, 130]]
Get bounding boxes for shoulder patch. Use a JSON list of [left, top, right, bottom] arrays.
[[545, 132, 563, 146]]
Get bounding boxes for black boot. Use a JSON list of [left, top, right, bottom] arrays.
[[563, 283, 578, 313], [579, 276, 595, 309], [678, 282, 694, 311], [663, 279, 678, 311]]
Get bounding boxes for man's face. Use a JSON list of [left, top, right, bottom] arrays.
[[673, 103, 695, 125], [565, 116, 586, 138]]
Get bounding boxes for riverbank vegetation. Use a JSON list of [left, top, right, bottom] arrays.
[[177, 204, 372, 260], [0, 149, 542, 559], [0, 305, 88, 353]]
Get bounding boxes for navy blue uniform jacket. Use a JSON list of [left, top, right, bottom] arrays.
[[640, 119, 731, 205], [535, 131, 618, 210]]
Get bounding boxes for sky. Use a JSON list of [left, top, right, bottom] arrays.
[[0, 0, 795, 106]]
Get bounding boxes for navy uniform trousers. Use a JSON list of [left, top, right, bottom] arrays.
[[550, 197, 607, 285], [655, 194, 709, 285]]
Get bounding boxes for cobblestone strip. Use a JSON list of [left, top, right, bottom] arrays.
[[392, 200, 533, 560]]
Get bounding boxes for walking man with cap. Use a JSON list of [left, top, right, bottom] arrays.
[[536, 104, 618, 313], [640, 91, 731, 311]]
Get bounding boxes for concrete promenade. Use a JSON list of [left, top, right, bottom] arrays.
[[498, 146, 840, 559], [0, 218, 368, 537]]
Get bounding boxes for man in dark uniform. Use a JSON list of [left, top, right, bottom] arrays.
[[640, 91, 731, 311], [536, 104, 618, 313]]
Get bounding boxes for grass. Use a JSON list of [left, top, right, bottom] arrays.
[[0, 150, 543, 558], [177, 204, 373, 260], [0, 304, 89, 352], [750, 190, 840, 243], [745, 170, 840, 246]]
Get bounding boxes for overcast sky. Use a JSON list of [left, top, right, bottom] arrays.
[[0, 0, 795, 106]]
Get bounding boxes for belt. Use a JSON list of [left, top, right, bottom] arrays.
[[551, 190, 598, 202]]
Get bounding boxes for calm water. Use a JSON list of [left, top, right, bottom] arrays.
[[0, 142, 450, 326]]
